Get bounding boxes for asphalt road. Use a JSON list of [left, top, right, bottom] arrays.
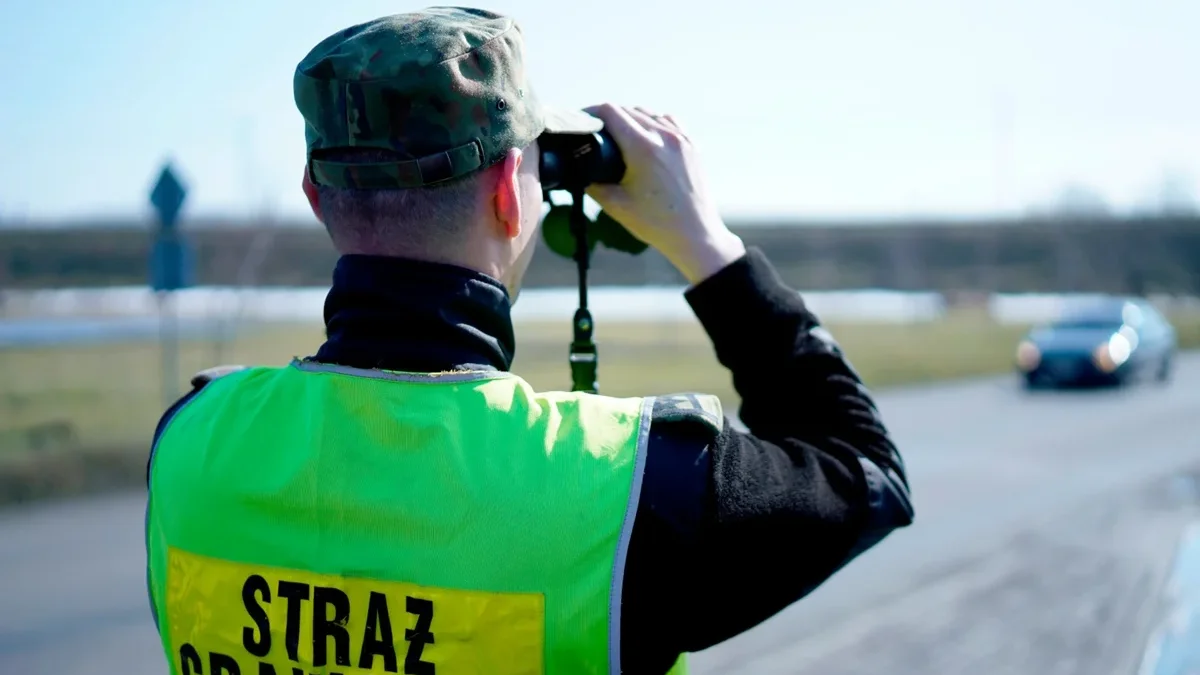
[[2, 355, 1199, 675]]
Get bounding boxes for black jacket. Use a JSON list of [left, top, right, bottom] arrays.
[[150, 247, 912, 674]]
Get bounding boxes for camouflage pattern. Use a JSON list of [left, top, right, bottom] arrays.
[[294, 7, 600, 190]]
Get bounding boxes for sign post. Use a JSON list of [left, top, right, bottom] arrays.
[[148, 162, 192, 409]]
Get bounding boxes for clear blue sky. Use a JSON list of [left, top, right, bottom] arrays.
[[1, 0, 1196, 222]]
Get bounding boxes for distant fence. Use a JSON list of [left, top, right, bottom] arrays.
[[2, 215, 1199, 294]]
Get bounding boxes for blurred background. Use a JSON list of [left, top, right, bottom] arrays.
[[2, 1, 1199, 673]]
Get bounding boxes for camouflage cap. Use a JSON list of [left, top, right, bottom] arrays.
[[294, 7, 601, 190]]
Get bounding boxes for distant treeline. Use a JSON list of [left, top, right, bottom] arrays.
[[1, 215, 1198, 294]]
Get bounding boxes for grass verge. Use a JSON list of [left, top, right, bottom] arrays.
[[1, 309, 1197, 507]]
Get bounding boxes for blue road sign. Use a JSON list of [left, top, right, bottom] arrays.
[[148, 162, 193, 291], [148, 162, 192, 405], [150, 236, 195, 291], [150, 163, 187, 232]]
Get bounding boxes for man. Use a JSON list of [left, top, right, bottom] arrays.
[[145, 7, 912, 675]]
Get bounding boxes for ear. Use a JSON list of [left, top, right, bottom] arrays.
[[301, 167, 323, 223], [491, 148, 524, 239]]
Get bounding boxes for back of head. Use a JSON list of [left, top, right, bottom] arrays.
[[294, 7, 600, 272], [294, 8, 537, 259], [309, 146, 490, 258]]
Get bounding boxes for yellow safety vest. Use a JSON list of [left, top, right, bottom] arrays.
[[146, 360, 687, 674]]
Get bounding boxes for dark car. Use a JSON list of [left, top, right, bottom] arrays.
[[1015, 297, 1177, 388]]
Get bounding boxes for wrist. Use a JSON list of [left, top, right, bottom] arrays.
[[672, 230, 747, 286]]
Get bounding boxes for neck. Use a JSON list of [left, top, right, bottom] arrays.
[[312, 254, 516, 372]]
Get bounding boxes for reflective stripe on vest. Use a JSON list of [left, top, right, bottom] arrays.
[[146, 360, 686, 674]]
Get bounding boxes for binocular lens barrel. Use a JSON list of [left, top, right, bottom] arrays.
[[539, 130, 626, 192]]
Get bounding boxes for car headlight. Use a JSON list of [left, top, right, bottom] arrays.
[[1016, 340, 1040, 371], [1092, 333, 1132, 372]]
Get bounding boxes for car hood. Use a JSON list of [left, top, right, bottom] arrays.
[[1028, 327, 1121, 353]]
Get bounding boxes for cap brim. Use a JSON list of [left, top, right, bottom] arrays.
[[541, 106, 604, 135]]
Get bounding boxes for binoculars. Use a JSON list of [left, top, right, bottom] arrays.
[[539, 127, 625, 192], [537, 120, 650, 394], [538, 129, 648, 257]]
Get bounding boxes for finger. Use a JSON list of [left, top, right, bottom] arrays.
[[616, 105, 665, 138], [583, 103, 656, 146], [630, 106, 675, 134], [632, 106, 661, 120], [661, 114, 686, 133], [630, 107, 691, 150], [656, 113, 690, 142], [625, 107, 677, 145], [585, 183, 631, 207], [630, 107, 690, 145]]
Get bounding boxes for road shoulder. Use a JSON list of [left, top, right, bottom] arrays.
[[716, 464, 1200, 675]]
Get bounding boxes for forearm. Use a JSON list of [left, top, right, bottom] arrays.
[[668, 246, 913, 650], [685, 246, 909, 489]]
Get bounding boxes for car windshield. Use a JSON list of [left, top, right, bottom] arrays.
[[1050, 319, 1123, 330], [1050, 304, 1128, 330]]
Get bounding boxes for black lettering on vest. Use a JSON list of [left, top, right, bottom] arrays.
[[210, 652, 242, 675], [242, 575, 272, 657], [256, 664, 277, 675], [179, 644, 203, 675], [277, 581, 310, 662], [312, 586, 352, 668], [358, 591, 398, 672], [404, 596, 435, 675]]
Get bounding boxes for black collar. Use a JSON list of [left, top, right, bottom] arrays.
[[312, 255, 516, 372]]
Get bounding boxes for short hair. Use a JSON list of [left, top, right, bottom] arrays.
[[313, 148, 488, 255]]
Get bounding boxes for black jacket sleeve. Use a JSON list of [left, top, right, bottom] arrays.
[[619, 247, 913, 674]]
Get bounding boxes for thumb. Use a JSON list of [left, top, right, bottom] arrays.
[[585, 183, 624, 202], [584, 184, 630, 212]]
